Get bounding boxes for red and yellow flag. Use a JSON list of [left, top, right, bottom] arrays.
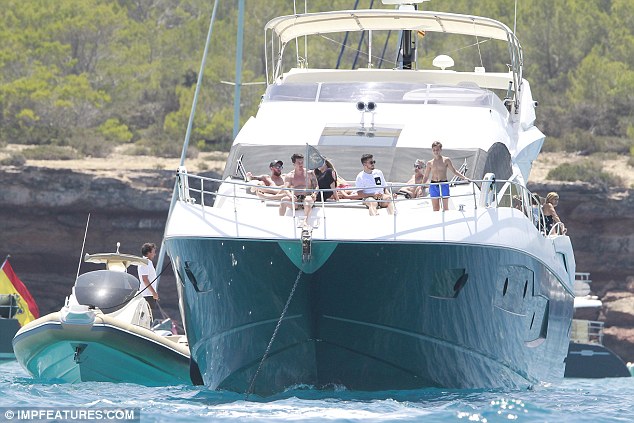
[[0, 258, 39, 326]]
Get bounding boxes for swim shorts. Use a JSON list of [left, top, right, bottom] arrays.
[[429, 180, 449, 198]]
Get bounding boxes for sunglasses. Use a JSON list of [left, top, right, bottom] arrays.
[[365, 160, 376, 165], [414, 165, 423, 169], [273, 165, 283, 169]]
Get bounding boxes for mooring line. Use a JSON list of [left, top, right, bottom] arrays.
[[245, 269, 303, 400]]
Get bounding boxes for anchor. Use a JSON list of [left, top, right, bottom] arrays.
[[301, 227, 312, 263]]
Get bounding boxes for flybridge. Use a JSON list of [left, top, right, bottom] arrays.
[[264, 9, 523, 110]]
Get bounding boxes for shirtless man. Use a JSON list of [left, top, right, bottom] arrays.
[[422, 141, 469, 211], [279, 153, 318, 225], [400, 159, 426, 198], [246, 159, 286, 198]]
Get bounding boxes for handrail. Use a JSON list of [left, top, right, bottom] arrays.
[[175, 171, 553, 239], [570, 319, 604, 345]]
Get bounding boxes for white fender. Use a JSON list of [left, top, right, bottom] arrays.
[[479, 173, 496, 207]]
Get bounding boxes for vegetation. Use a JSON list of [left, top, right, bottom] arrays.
[[547, 160, 623, 189], [21, 146, 79, 161], [0, 0, 632, 165]]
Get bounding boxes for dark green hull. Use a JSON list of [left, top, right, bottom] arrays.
[[166, 238, 573, 396]]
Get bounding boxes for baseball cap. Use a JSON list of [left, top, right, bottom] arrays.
[[269, 160, 283, 168]]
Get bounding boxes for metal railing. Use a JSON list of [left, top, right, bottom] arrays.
[[571, 319, 604, 345], [175, 168, 550, 236], [0, 294, 19, 319]]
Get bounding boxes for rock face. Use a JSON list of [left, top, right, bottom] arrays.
[[2, 168, 633, 360], [0, 167, 197, 323], [529, 182, 634, 362]]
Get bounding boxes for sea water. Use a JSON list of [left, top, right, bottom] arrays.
[[1, 360, 633, 422]]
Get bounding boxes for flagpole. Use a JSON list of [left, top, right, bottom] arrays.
[[1, 254, 9, 269]]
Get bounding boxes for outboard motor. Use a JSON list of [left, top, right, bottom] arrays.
[[74, 270, 140, 313]]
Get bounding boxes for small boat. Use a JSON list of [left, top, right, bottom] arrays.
[[13, 244, 191, 385], [0, 257, 39, 362], [564, 272, 630, 378]]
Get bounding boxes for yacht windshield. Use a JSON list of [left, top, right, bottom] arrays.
[[264, 82, 504, 110]]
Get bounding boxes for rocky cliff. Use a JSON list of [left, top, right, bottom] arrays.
[[2, 167, 633, 360]]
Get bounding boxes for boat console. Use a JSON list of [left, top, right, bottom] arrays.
[[74, 269, 140, 313]]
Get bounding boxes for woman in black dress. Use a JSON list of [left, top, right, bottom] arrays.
[[314, 159, 341, 202]]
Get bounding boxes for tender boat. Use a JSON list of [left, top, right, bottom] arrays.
[[0, 257, 39, 362], [13, 244, 191, 385], [564, 273, 630, 378], [163, 1, 575, 395]]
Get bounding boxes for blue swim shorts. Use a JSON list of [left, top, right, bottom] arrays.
[[429, 181, 449, 198]]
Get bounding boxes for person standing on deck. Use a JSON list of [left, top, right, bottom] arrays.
[[422, 141, 469, 211], [137, 242, 159, 318]]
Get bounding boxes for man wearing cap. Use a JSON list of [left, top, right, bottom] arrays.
[[246, 159, 286, 197]]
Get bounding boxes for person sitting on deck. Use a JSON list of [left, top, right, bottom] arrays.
[[543, 191, 567, 235], [246, 159, 286, 199], [398, 159, 426, 198], [313, 158, 342, 202], [422, 141, 469, 211], [354, 154, 395, 216], [279, 153, 318, 226]]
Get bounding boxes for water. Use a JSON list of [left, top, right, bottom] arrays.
[[2, 360, 633, 422]]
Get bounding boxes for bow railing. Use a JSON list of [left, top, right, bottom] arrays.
[[175, 168, 551, 236]]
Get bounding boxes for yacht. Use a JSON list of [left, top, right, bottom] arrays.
[[163, 1, 576, 395]]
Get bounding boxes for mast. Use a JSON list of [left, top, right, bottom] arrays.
[[155, 0, 220, 286], [233, 0, 245, 140], [384, 0, 427, 69]]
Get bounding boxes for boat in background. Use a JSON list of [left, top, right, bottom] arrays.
[[13, 244, 191, 385], [564, 272, 630, 378], [0, 257, 39, 362], [163, 0, 575, 395]]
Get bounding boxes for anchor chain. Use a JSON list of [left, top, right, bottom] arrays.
[[245, 268, 303, 399]]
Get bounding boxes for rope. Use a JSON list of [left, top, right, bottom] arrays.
[[245, 269, 303, 399]]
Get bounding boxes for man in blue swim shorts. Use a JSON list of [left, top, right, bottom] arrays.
[[429, 180, 450, 198], [422, 141, 470, 211]]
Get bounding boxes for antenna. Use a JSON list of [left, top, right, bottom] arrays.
[[75, 213, 91, 282], [514, 0, 518, 35]]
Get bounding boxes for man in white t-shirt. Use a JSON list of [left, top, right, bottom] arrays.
[[137, 242, 159, 315], [355, 153, 395, 216]]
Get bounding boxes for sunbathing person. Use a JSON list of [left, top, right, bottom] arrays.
[[246, 159, 286, 199], [399, 159, 426, 198], [279, 153, 318, 226]]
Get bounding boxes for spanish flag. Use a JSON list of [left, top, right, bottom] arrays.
[[0, 257, 39, 326]]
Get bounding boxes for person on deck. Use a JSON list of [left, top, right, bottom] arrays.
[[354, 154, 395, 216], [247, 159, 286, 199], [137, 242, 159, 318], [422, 141, 469, 211], [314, 158, 342, 202], [543, 192, 567, 235], [399, 159, 426, 198], [279, 153, 318, 226]]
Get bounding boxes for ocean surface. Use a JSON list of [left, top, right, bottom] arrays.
[[1, 360, 633, 422]]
